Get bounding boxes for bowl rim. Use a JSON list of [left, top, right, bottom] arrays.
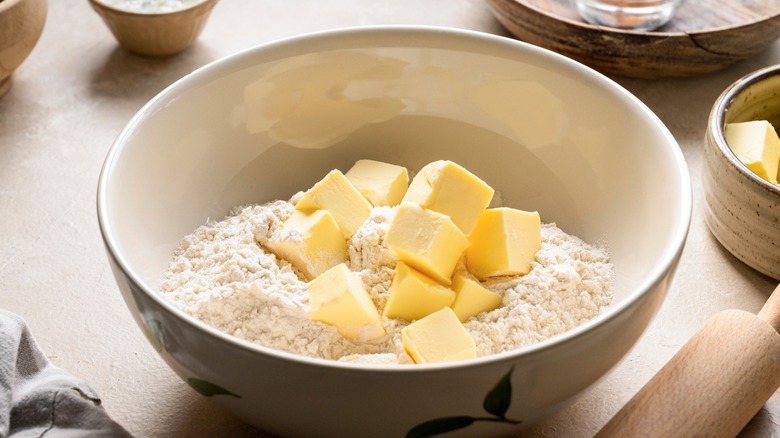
[[97, 25, 692, 373], [0, 0, 22, 14], [88, 0, 215, 16], [709, 63, 780, 195]]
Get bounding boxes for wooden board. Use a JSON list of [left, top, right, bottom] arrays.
[[485, 0, 780, 78]]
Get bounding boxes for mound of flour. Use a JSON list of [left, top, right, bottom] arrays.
[[160, 197, 614, 364]]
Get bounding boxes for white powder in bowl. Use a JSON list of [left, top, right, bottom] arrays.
[[99, 0, 204, 13], [160, 198, 614, 364]]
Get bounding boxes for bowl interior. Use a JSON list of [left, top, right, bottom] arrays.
[[721, 70, 780, 128], [92, 0, 211, 15], [99, 27, 689, 352], [712, 66, 780, 189]]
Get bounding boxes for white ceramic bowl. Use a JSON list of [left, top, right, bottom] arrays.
[[97, 26, 691, 437], [704, 65, 780, 281]]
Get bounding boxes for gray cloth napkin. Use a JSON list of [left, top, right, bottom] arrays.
[[0, 310, 132, 437]]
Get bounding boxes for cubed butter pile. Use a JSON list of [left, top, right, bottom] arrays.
[[725, 120, 780, 185], [264, 159, 542, 364]]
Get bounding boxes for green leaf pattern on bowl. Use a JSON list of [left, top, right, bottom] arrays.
[[142, 319, 164, 353], [187, 377, 242, 399], [406, 367, 520, 438], [483, 366, 514, 418], [407, 416, 476, 438]]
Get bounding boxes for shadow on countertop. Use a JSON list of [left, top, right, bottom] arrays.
[[87, 41, 220, 102]]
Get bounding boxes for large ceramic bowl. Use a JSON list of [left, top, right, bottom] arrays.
[[97, 26, 691, 437], [704, 65, 780, 281]]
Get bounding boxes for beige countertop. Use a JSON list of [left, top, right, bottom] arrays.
[[2, 1, 779, 436]]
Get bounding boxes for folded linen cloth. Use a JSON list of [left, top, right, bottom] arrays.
[[0, 310, 132, 437]]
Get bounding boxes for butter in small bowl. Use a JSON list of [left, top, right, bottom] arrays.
[[704, 64, 780, 280], [88, 0, 218, 57], [724, 120, 780, 186]]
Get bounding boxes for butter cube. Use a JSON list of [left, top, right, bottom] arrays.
[[265, 209, 347, 280], [345, 159, 409, 207], [296, 169, 373, 238], [401, 307, 476, 364], [725, 120, 780, 184], [384, 262, 456, 321], [385, 202, 469, 285], [466, 208, 541, 280], [308, 263, 385, 341], [403, 160, 494, 235], [450, 273, 503, 322]]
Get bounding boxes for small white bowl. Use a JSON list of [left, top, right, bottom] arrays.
[[88, 0, 218, 57], [97, 26, 691, 436], [704, 64, 780, 280]]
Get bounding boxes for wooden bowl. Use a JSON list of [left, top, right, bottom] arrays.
[[486, 0, 780, 78], [88, 0, 218, 57], [0, 0, 47, 97], [703, 64, 780, 280]]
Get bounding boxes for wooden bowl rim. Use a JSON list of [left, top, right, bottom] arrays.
[[0, 0, 28, 14], [506, 0, 780, 38]]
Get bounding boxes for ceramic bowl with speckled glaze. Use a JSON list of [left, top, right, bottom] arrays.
[[704, 64, 780, 280], [97, 27, 691, 437]]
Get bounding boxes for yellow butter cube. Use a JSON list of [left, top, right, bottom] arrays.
[[401, 307, 476, 364], [725, 120, 780, 184], [403, 160, 494, 235], [383, 262, 456, 321], [296, 169, 373, 238], [265, 209, 347, 280], [450, 273, 503, 322], [466, 208, 541, 280], [345, 159, 409, 207], [308, 263, 385, 341], [385, 202, 469, 285]]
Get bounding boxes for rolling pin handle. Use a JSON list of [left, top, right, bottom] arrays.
[[597, 284, 780, 438], [757, 283, 780, 334]]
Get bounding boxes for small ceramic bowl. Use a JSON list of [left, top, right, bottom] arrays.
[[704, 64, 780, 280], [88, 0, 218, 57], [0, 0, 47, 97], [97, 27, 691, 437]]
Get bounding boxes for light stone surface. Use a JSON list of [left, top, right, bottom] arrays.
[[1, 1, 779, 436]]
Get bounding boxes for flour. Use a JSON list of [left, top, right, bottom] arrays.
[[466, 225, 613, 355], [160, 198, 614, 365], [347, 206, 399, 313], [99, 0, 204, 13]]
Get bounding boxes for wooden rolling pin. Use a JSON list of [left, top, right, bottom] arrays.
[[597, 284, 780, 437]]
